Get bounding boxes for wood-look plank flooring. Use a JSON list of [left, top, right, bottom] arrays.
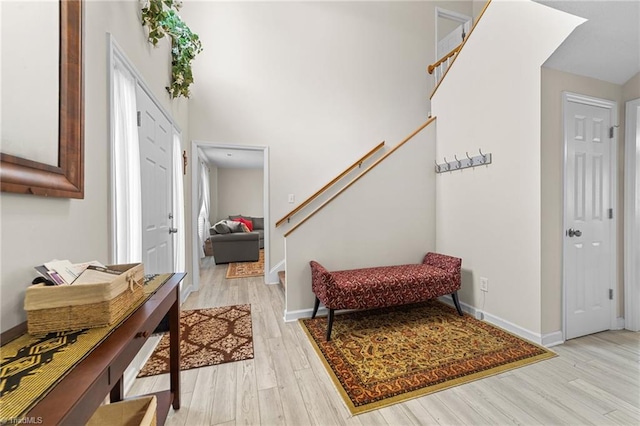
[[129, 258, 640, 425]]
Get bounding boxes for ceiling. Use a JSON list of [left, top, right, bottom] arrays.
[[196, 1, 637, 168], [536, 0, 640, 85], [201, 146, 264, 169]]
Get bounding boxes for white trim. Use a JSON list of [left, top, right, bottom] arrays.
[[190, 141, 271, 292], [434, 7, 472, 64], [541, 331, 564, 348], [269, 258, 285, 285], [616, 317, 625, 330], [293, 297, 562, 348], [180, 283, 193, 304], [561, 92, 618, 338], [123, 335, 162, 394], [440, 297, 550, 345], [284, 307, 328, 323], [624, 98, 640, 332]]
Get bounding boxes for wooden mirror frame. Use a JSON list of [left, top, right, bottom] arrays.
[[0, 0, 84, 199]]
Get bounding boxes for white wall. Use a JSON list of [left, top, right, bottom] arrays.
[[540, 67, 624, 334], [623, 72, 640, 101], [0, 0, 190, 332], [431, 0, 583, 336], [285, 122, 437, 316], [216, 168, 264, 221], [181, 1, 472, 274]]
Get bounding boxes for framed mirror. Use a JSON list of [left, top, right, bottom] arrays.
[[0, 0, 84, 199]]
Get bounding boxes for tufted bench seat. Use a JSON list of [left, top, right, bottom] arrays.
[[309, 252, 463, 340]]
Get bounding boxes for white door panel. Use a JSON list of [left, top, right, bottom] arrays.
[[564, 97, 613, 339], [138, 85, 173, 274]]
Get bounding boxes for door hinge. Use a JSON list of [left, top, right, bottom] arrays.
[[137, 111, 141, 127], [609, 126, 614, 138], [608, 208, 613, 219], [609, 289, 613, 300]]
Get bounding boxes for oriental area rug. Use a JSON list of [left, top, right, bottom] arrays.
[[137, 304, 254, 377], [0, 274, 172, 423], [226, 249, 264, 279], [300, 300, 555, 415]]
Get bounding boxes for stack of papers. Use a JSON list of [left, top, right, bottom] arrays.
[[35, 259, 107, 285]]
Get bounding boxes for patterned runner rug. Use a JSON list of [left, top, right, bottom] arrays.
[[300, 300, 555, 415], [0, 274, 172, 423], [226, 249, 264, 279], [137, 304, 254, 377]]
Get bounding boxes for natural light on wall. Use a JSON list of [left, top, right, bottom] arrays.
[[173, 132, 186, 271], [113, 58, 142, 264]]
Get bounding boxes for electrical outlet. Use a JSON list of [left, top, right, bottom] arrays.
[[480, 277, 489, 292]]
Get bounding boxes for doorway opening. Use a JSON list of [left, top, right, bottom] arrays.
[[434, 8, 472, 80], [190, 141, 270, 292]]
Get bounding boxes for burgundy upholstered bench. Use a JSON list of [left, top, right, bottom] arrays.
[[309, 252, 463, 340]]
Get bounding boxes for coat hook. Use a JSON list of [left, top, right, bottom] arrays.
[[434, 160, 440, 173], [454, 155, 461, 168], [465, 151, 472, 161], [478, 148, 486, 163]]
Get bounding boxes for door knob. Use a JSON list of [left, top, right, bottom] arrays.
[[169, 227, 178, 234], [567, 228, 582, 237]]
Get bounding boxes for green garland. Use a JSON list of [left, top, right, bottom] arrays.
[[141, 0, 203, 98]]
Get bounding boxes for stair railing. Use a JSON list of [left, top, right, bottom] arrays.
[[284, 117, 437, 237], [428, 44, 462, 84], [275, 141, 385, 227], [429, 0, 492, 98]]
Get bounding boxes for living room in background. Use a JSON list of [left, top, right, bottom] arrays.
[[191, 141, 271, 291]]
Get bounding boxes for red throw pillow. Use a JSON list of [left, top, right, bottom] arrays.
[[234, 217, 253, 231]]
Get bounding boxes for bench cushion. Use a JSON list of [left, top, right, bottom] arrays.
[[310, 262, 460, 311]]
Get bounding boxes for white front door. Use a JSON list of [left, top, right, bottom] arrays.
[[137, 85, 173, 274], [563, 93, 616, 340]]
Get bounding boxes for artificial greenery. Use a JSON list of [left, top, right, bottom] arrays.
[[141, 0, 203, 98]]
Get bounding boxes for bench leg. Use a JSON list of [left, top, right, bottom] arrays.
[[326, 309, 335, 341], [312, 296, 320, 319], [451, 291, 463, 316]]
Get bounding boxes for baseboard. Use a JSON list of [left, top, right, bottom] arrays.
[[438, 297, 546, 346], [541, 331, 564, 347], [290, 297, 553, 347], [123, 334, 162, 394], [268, 258, 285, 285], [284, 306, 328, 322], [180, 283, 192, 304]]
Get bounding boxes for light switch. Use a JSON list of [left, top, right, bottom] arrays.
[[288, 194, 295, 203]]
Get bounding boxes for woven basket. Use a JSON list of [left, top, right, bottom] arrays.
[[25, 263, 144, 335], [87, 395, 157, 426]]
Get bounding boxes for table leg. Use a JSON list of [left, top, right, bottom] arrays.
[[169, 286, 181, 409]]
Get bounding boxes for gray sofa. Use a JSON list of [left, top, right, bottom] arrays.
[[229, 215, 264, 249], [208, 215, 264, 264]]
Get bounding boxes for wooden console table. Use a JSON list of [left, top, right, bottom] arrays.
[[1, 273, 185, 425]]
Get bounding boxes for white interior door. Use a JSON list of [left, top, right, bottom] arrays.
[[563, 93, 615, 340], [137, 85, 173, 274], [437, 21, 470, 60]]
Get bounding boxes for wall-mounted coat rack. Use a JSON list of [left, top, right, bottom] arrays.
[[435, 149, 492, 173]]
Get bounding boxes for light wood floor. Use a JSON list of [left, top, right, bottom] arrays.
[[129, 258, 640, 425]]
